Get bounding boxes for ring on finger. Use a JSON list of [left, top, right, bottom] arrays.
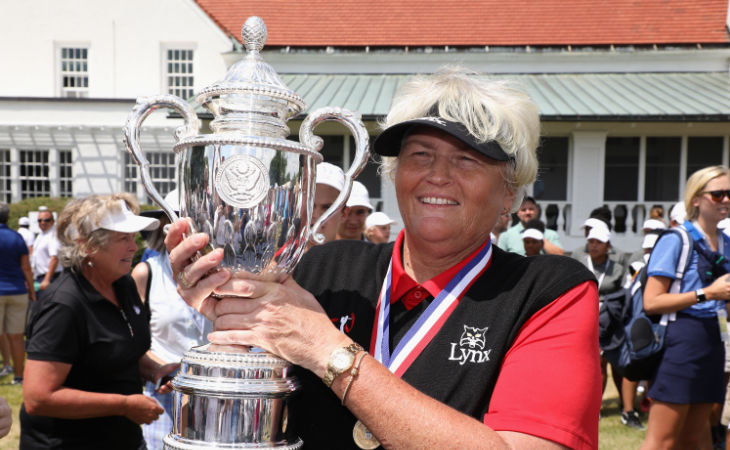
[[176, 270, 195, 289]]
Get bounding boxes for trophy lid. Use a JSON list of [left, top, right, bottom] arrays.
[[196, 16, 306, 135]]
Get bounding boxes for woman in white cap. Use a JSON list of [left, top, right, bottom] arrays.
[[337, 181, 373, 241], [312, 162, 347, 246], [641, 166, 730, 449], [364, 212, 396, 244], [21, 193, 170, 449], [579, 226, 635, 426], [166, 67, 600, 448]]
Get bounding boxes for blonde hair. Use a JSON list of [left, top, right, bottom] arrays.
[[684, 165, 730, 221], [379, 66, 540, 211], [57, 193, 140, 270]]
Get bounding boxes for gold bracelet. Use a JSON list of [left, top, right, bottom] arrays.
[[341, 351, 367, 406]]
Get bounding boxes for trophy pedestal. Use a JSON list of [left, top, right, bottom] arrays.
[[163, 344, 302, 449]]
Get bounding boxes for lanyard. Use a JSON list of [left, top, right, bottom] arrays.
[[586, 256, 612, 290], [370, 241, 493, 378]]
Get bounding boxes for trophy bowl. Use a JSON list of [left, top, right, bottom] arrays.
[[122, 16, 369, 449]]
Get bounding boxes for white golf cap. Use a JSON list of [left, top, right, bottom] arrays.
[[642, 233, 659, 249], [366, 211, 396, 229], [642, 219, 666, 231], [346, 181, 373, 210], [18, 217, 29, 226], [521, 228, 544, 241], [670, 201, 686, 223], [95, 200, 159, 233], [582, 218, 610, 232], [316, 162, 345, 192], [587, 226, 611, 243]]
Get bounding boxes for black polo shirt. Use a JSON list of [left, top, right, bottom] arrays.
[[20, 268, 151, 450]]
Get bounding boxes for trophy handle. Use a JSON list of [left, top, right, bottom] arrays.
[[299, 107, 370, 245], [122, 94, 200, 230]]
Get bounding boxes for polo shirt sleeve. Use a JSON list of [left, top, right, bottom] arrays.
[[646, 232, 682, 279], [545, 229, 563, 248], [48, 237, 60, 257], [483, 281, 600, 450], [26, 301, 82, 364]]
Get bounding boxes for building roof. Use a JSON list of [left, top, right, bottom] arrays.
[[192, 72, 730, 121], [194, 0, 730, 47]]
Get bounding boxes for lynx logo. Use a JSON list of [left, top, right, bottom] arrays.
[[331, 313, 354, 333], [448, 325, 492, 366]]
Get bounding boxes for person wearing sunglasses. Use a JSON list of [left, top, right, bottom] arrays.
[[30, 209, 62, 293], [641, 165, 730, 449]]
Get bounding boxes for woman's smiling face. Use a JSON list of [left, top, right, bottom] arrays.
[[395, 127, 514, 252]]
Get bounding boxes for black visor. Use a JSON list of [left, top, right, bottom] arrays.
[[372, 117, 511, 161]]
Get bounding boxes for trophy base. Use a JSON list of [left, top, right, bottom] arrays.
[[162, 434, 303, 450], [165, 344, 302, 449]]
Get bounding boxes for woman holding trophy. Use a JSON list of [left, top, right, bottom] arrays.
[[166, 68, 601, 449]]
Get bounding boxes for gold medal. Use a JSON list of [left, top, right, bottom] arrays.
[[353, 419, 380, 449]]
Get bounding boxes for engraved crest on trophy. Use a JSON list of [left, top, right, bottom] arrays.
[[123, 15, 369, 450]]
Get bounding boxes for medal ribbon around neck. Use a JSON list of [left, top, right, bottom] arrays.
[[371, 240, 493, 378]]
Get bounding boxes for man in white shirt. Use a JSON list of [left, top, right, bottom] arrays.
[[30, 208, 62, 291]]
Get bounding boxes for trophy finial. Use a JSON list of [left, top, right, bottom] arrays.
[[242, 16, 267, 52]]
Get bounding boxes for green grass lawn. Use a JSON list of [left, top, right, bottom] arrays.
[[0, 369, 646, 449], [599, 378, 646, 449]]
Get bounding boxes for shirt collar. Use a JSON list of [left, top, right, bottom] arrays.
[[390, 230, 491, 307]]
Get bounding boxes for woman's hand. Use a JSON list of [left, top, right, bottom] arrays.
[[122, 394, 164, 425], [153, 363, 180, 394], [210, 276, 350, 377], [165, 219, 231, 321], [705, 273, 730, 301]]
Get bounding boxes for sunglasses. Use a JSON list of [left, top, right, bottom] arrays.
[[703, 190, 730, 202], [37, 218, 53, 223]]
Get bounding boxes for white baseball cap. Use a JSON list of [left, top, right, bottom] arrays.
[[670, 201, 686, 223], [316, 162, 345, 192], [95, 200, 159, 233], [366, 212, 396, 229], [587, 226, 611, 243], [521, 228, 544, 241], [346, 181, 373, 210], [18, 217, 29, 226], [642, 219, 666, 231], [582, 218, 610, 232], [642, 233, 659, 249]]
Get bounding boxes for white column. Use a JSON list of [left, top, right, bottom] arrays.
[[568, 130, 607, 237], [48, 148, 59, 197], [9, 147, 19, 202]]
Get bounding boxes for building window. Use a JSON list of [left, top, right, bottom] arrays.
[[125, 152, 176, 203], [60, 47, 89, 98], [59, 150, 73, 197], [124, 153, 138, 195], [687, 137, 724, 178], [604, 137, 640, 201], [534, 137, 569, 201], [166, 49, 194, 99], [645, 137, 681, 201], [0, 150, 10, 203], [20, 150, 50, 199]]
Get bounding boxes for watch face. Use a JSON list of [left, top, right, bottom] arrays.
[[332, 349, 355, 371]]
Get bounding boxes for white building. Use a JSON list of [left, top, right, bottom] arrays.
[[0, 0, 231, 201], [2, 0, 730, 253]]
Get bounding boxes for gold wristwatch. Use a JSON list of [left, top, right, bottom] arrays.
[[322, 343, 364, 387]]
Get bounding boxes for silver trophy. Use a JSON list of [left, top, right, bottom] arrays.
[[123, 16, 369, 449]]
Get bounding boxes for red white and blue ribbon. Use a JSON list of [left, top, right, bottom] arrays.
[[371, 240, 493, 378]]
